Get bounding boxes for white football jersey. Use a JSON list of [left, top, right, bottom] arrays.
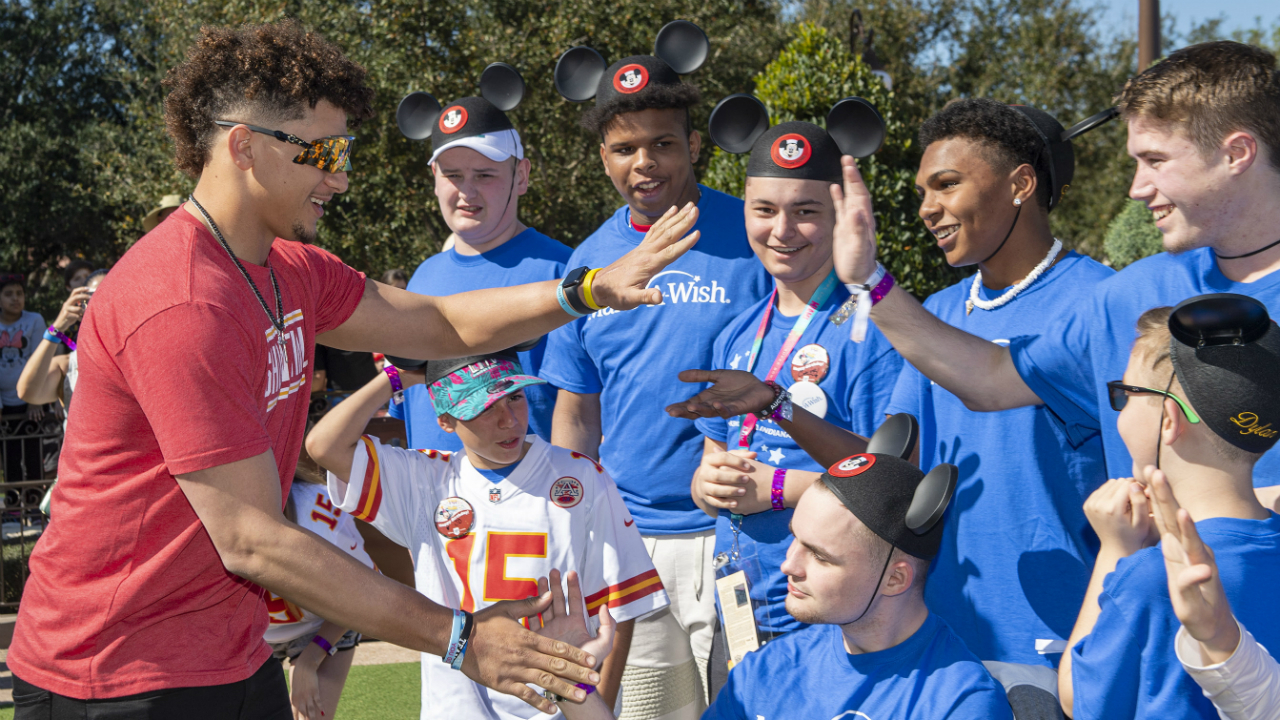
[[263, 482, 374, 645], [329, 435, 668, 720]]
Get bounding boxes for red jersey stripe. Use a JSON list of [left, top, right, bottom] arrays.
[[352, 436, 382, 521]]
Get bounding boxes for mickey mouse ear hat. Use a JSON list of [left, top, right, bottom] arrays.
[[1168, 293, 1280, 454], [708, 94, 886, 182], [820, 415, 956, 560], [396, 63, 527, 164], [1009, 105, 1118, 212], [554, 20, 709, 103]]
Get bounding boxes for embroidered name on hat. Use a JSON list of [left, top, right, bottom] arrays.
[[830, 453, 875, 478], [771, 133, 811, 169], [613, 64, 649, 94], [1231, 412, 1278, 438], [440, 106, 468, 134]]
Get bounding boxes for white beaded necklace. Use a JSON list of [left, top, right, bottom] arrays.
[[966, 238, 1063, 315]]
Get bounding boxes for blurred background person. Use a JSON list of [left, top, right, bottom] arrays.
[[141, 194, 184, 234], [380, 268, 409, 290]]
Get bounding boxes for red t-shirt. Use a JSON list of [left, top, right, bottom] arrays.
[[8, 210, 366, 698]]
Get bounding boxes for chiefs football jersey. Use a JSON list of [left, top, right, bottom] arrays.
[[328, 435, 668, 720], [263, 482, 375, 645]]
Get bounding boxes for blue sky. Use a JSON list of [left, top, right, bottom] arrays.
[[1100, 0, 1279, 39]]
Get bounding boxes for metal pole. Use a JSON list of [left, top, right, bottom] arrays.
[[1139, 0, 1161, 69]]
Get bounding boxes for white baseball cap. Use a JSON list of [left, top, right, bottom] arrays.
[[428, 129, 525, 166]]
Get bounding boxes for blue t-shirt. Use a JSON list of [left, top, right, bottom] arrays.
[[1011, 248, 1280, 486], [696, 284, 902, 634], [540, 187, 772, 535], [706, 614, 1013, 720], [390, 228, 571, 451], [886, 252, 1113, 665], [1070, 513, 1280, 720]]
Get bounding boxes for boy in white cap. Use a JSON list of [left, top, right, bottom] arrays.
[[307, 349, 669, 718]]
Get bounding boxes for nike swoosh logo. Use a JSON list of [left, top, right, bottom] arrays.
[[350, 544, 358, 550], [624, 519, 634, 527]]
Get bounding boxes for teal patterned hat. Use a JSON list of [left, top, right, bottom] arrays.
[[428, 356, 545, 421]]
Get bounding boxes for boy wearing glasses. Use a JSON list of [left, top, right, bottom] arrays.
[[1057, 296, 1280, 720]]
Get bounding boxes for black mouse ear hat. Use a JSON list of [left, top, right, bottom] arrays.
[[819, 414, 955, 560], [708, 94, 886, 183], [554, 20, 710, 104], [1168, 293, 1280, 454], [1009, 105, 1119, 212], [396, 63, 527, 162]]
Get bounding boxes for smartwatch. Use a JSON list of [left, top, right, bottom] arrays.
[[558, 266, 594, 316]]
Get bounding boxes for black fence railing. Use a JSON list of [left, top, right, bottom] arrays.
[[0, 410, 61, 612]]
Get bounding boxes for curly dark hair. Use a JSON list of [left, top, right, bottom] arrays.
[[918, 98, 1052, 210], [580, 83, 703, 139], [163, 20, 376, 177]]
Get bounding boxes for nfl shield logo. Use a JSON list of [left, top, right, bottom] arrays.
[[489, 487, 502, 504]]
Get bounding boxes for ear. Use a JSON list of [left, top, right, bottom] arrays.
[[653, 20, 709, 75], [437, 414, 458, 434], [599, 142, 609, 172], [514, 157, 532, 196], [554, 46, 606, 103], [224, 124, 257, 171], [396, 92, 442, 141], [688, 128, 701, 164], [881, 554, 916, 598], [708, 94, 769, 153], [1222, 131, 1260, 177], [1161, 396, 1190, 447], [480, 62, 525, 112], [1011, 163, 1038, 206]]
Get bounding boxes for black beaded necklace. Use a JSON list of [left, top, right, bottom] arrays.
[[188, 196, 287, 344]]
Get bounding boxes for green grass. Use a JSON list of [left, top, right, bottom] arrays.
[[335, 661, 420, 719], [0, 661, 419, 720]]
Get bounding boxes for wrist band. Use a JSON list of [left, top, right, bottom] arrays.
[[383, 364, 404, 405], [450, 610, 475, 670], [771, 468, 786, 511], [580, 268, 604, 312], [44, 326, 75, 351], [869, 272, 895, 305], [556, 282, 590, 318], [443, 609, 467, 666], [546, 683, 598, 703], [311, 634, 337, 656], [844, 262, 886, 296]]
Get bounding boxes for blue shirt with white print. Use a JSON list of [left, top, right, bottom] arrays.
[[696, 284, 901, 634], [1009, 247, 1280, 486], [886, 250, 1113, 666], [389, 228, 570, 451], [540, 187, 772, 535]]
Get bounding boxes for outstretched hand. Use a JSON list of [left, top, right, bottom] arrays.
[[665, 369, 776, 420], [461, 589, 600, 714], [590, 203, 701, 311], [534, 569, 616, 668], [1147, 467, 1240, 663], [830, 156, 879, 286]]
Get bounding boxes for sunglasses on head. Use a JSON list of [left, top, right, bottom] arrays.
[[213, 121, 354, 173], [1106, 380, 1201, 423]]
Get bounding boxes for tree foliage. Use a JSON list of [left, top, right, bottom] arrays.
[[1103, 199, 1161, 269], [704, 23, 963, 298]]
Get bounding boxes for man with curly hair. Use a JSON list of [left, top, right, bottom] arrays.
[[542, 48, 770, 720], [7, 20, 701, 719]]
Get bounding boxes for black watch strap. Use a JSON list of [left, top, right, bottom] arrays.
[[559, 266, 593, 315]]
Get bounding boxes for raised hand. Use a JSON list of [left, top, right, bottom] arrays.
[[534, 569, 616, 667], [462, 590, 600, 714], [53, 287, 91, 332], [1147, 467, 1240, 663], [590, 203, 700, 311], [830, 156, 879, 286], [665, 369, 776, 420], [1083, 477, 1156, 556]]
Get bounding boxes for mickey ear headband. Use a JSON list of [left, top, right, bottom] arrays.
[[396, 62, 527, 140], [1009, 105, 1119, 212], [708, 93, 887, 159], [385, 336, 542, 372], [862, 412, 952, 536], [554, 20, 710, 102]]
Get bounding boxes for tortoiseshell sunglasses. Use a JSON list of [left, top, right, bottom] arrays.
[[214, 120, 354, 173]]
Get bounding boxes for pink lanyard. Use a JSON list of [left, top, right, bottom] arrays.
[[735, 271, 838, 448]]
